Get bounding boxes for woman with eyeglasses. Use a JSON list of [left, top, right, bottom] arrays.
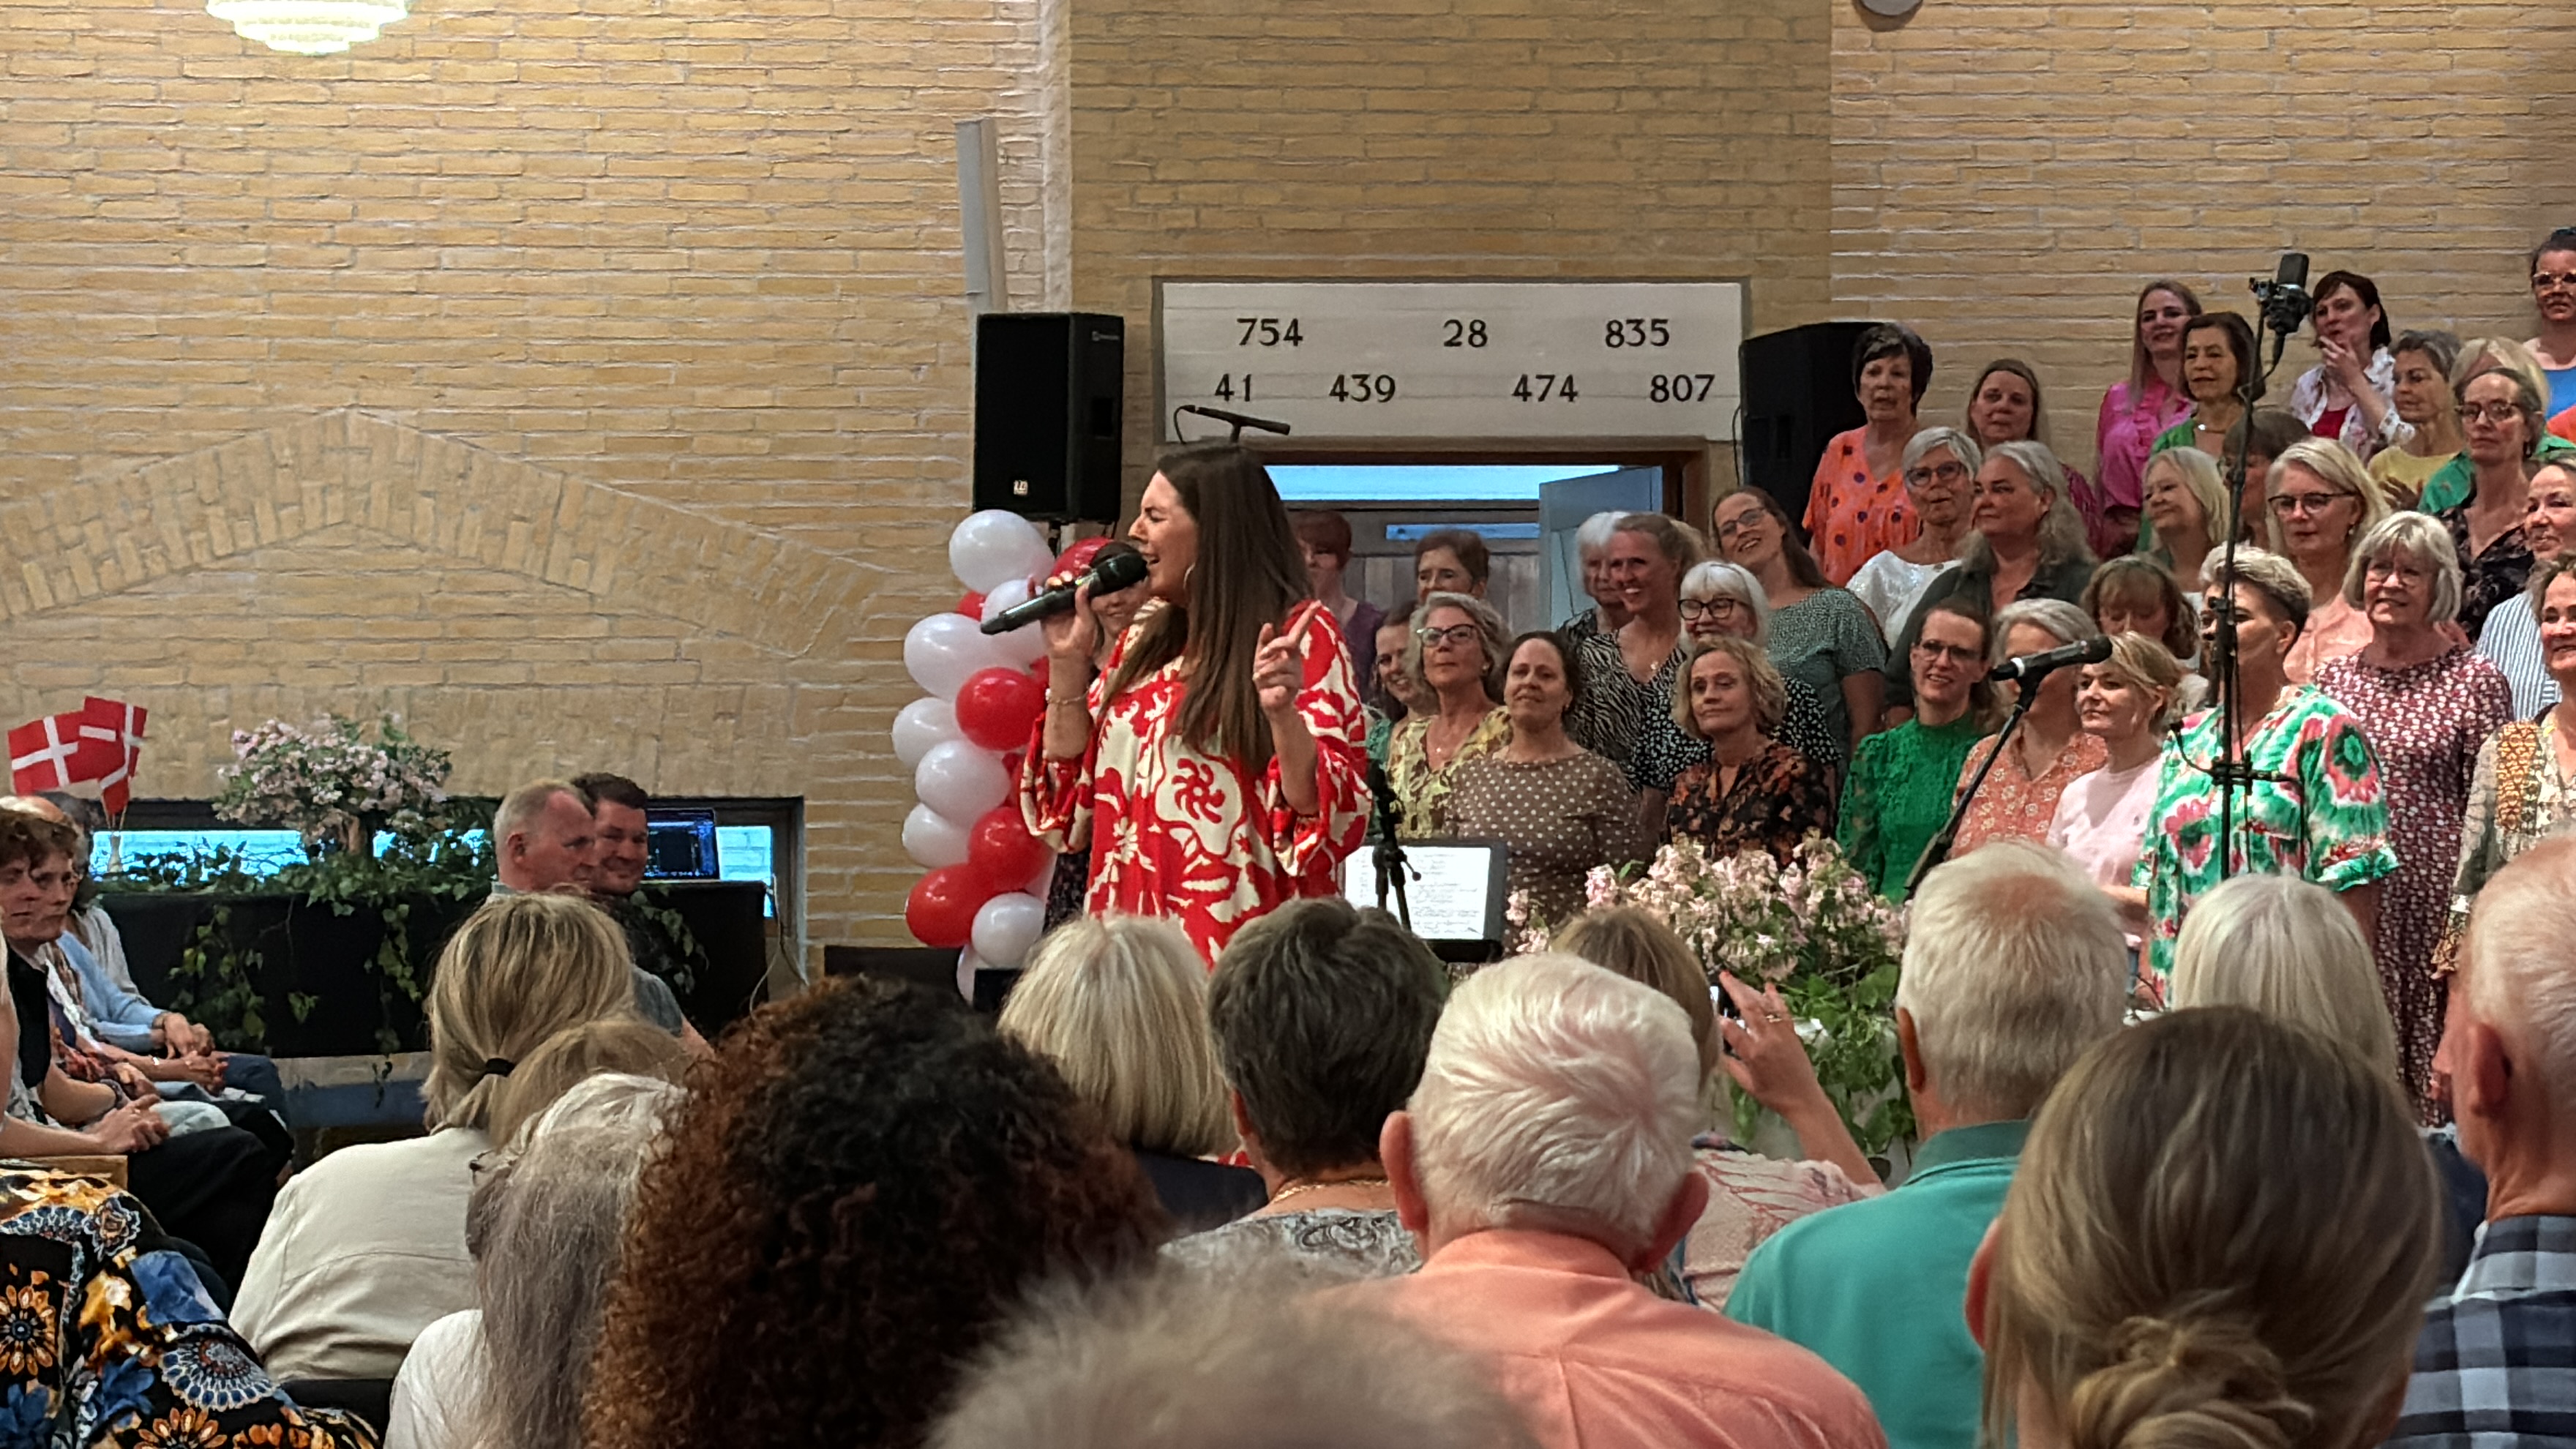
[[2416, 338, 2576, 515], [2135, 547, 2397, 990], [2287, 270, 2402, 461], [1839, 597, 1996, 900], [2266, 438, 2392, 682], [2525, 227, 2576, 419], [1663, 636, 1835, 864], [2442, 365, 2549, 640], [1631, 561, 1841, 805], [1712, 488, 1887, 763], [1882, 441, 2098, 716], [1383, 592, 1510, 838], [1848, 428, 1980, 648], [2096, 280, 2202, 543], [2315, 513, 2514, 1122]]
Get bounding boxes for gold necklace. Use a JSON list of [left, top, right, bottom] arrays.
[[1268, 1175, 1390, 1206]]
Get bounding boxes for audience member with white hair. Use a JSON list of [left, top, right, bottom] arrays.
[[1345, 952, 1885, 1449], [1726, 842, 2126, 1449], [2168, 872, 2484, 1280], [1554, 906, 1883, 1305], [932, 1262, 1538, 1449], [1168, 899, 1445, 1278], [1000, 914, 1264, 1232], [386, 1068, 686, 1449], [2387, 837, 2576, 1445], [1970, 1009, 2441, 1449]]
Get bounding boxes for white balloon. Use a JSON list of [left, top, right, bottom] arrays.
[[956, 946, 989, 1001], [914, 739, 1011, 820], [978, 577, 1051, 666], [900, 803, 971, 869], [950, 511, 1055, 594], [970, 891, 1047, 970], [904, 613, 999, 700], [891, 697, 962, 768], [1022, 849, 1059, 898]]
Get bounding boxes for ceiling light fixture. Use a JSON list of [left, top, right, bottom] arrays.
[[206, 0, 408, 54]]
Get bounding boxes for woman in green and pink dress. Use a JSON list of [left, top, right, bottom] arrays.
[[2136, 547, 2399, 994]]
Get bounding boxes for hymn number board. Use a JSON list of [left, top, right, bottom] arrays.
[[1156, 281, 1747, 443]]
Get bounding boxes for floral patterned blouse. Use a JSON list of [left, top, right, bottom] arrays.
[[0, 1167, 376, 1448], [1952, 728, 2108, 856], [2439, 499, 2534, 643], [2452, 714, 2576, 910], [1022, 602, 1370, 963], [1805, 429, 1916, 587], [2135, 686, 2400, 985], [1665, 741, 1837, 866], [1385, 706, 1510, 839]]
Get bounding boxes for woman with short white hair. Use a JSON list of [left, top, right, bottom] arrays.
[[1950, 599, 2106, 855], [2316, 512, 2515, 1120], [2267, 437, 2392, 681], [2135, 548, 2399, 988], [1848, 428, 1981, 648], [1640, 561, 1838, 781], [1562, 510, 1635, 640]]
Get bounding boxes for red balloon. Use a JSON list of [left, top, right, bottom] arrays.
[[954, 667, 1047, 751], [905, 865, 989, 948], [967, 806, 1047, 891], [956, 591, 986, 620], [1054, 536, 1112, 577]]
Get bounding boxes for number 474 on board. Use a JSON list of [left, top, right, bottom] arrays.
[[1514, 374, 1577, 402]]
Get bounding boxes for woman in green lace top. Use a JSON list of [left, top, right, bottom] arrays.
[[1838, 596, 1996, 899]]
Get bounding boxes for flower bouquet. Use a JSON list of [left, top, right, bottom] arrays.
[[214, 713, 456, 855], [1508, 833, 1915, 1155]]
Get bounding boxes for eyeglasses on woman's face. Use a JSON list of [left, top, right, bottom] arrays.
[[1678, 596, 1748, 621], [1903, 460, 1969, 488], [2460, 402, 2528, 427], [2268, 488, 2352, 517], [1912, 639, 1981, 664], [1415, 623, 1482, 649]]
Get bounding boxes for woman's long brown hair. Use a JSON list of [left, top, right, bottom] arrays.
[[1104, 445, 1314, 763]]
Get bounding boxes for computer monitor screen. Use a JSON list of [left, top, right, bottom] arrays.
[[645, 809, 721, 880]]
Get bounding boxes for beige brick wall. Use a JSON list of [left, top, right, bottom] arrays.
[[1068, 0, 1841, 501], [0, 0, 1066, 956], [1831, 1, 2576, 474]]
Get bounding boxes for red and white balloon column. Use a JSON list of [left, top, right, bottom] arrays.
[[894, 511, 1071, 992]]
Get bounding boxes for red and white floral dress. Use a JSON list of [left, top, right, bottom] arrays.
[[1021, 602, 1370, 963]]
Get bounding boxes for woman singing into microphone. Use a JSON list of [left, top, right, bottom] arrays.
[[1020, 446, 1371, 962]]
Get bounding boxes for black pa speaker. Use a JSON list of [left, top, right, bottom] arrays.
[[975, 312, 1125, 523], [1739, 321, 1879, 534]]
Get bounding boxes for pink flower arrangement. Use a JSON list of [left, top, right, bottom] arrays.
[[214, 713, 454, 852]]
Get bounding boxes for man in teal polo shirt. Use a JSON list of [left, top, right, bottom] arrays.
[[1725, 842, 2128, 1449]]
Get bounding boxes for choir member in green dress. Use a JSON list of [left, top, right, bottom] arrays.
[[1838, 597, 1997, 899]]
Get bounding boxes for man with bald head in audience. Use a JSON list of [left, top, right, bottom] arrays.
[[1347, 952, 1884, 1449], [2388, 838, 2576, 1446], [490, 778, 696, 1044]]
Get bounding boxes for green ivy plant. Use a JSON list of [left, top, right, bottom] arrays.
[[105, 814, 498, 1055]]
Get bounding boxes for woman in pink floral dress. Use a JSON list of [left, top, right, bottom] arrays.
[[1022, 446, 1370, 963]]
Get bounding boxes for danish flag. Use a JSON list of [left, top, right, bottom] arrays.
[[7, 697, 145, 809], [78, 697, 147, 813]]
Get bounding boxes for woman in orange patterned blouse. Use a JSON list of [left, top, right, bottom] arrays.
[[1023, 446, 1370, 962], [1805, 323, 1933, 585], [1952, 599, 2108, 853]]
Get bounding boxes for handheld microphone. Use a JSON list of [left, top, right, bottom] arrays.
[[979, 542, 1150, 634], [1175, 403, 1292, 438], [1986, 634, 2113, 684]]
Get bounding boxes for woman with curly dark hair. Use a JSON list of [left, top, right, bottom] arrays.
[[583, 976, 1164, 1449]]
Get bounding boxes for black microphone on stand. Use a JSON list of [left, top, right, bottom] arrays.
[[1985, 635, 2113, 684], [2250, 251, 2312, 340], [979, 543, 1149, 634], [1175, 404, 1293, 442]]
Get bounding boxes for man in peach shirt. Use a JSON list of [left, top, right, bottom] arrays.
[[1344, 953, 1887, 1449]]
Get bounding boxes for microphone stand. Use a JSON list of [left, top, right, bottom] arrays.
[[2208, 300, 2300, 880], [1905, 676, 2041, 896], [1366, 762, 1415, 929]]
